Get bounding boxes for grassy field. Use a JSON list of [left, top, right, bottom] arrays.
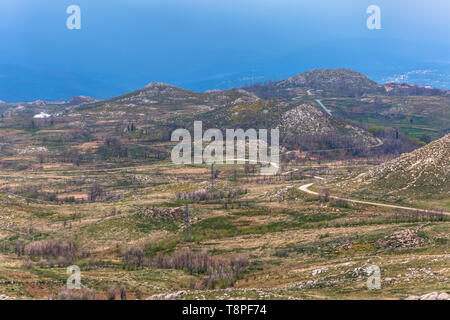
[[0, 157, 448, 300]]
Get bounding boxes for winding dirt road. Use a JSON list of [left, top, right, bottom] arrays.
[[299, 180, 450, 216]]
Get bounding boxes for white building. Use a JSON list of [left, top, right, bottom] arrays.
[[33, 112, 52, 119]]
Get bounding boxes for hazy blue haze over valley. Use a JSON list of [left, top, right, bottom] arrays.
[[1, 0, 449, 101]]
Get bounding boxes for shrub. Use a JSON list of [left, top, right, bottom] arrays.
[[21, 257, 35, 269], [38, 258, 49, 268], [176, 187, 247, 202], [330, 199, 352, 208], [229, 254, 250, 275], [274, 248, 289, 257], [106, 287, 117, 300], [320, 189, 331, 202], [88, 183, 104, 202], [14, 242, 25, 256], [135, 289, 142, 300], [64, 196, 76, 203], [201, 267, 235, 289], [56, 288, 98, 300], [119, 287, 127, 300], [153, 249, 226, 274], [24, 240, 78, 261], [122, 247, 145, 268], [153, 249, 249, 289]]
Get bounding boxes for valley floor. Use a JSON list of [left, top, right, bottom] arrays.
[[0, 159, 448, 300]]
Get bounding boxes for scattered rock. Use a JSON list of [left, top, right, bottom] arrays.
[[147, 291, 186, 300], [139, 206, 184, 220], [406, 292, 450, 300], [16, 146, 48, 155], [438, 292, 450, 300], [376, 229, 423, 249], [264, 186, 298, 201], [312, 267, 328, 276]]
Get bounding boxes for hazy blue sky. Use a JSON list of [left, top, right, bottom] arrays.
[[1, 0, 449, 101]]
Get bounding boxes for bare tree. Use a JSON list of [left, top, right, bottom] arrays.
[[89, 183, 104, 202], [120, 287, 127, 300], [320, 188, 331, 202]]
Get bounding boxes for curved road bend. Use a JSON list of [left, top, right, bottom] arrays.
[[299, 180, 450, 216]]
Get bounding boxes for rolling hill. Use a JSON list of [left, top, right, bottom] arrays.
[[71, 82, 259, 119], [1, 68, 448, 165], [243, 68, 384, 99], [68, 70, 384, 149], [343, 133, 450, 203]]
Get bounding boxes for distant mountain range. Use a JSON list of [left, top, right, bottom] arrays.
[[0, 68, 449, 177], [5, 68, 446, 106], [58, 68, 447, 152], [1, 69, 449, 153], [1, 63, 450, 103]]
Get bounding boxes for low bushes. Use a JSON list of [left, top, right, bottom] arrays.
[[25, 240, 78, 260], [22, 240, 79, 267], [152, 249, 249, 289], [122, 247, 146, 268], [121, 246, 250, 289], [153, 249, 224, 274], [55, 287, 98, 300], [176, 187, 247, 202]]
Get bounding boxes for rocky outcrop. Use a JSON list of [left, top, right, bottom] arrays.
[[146, 291, 186, 300], [406, 292, 450, 300], [139, 206, 184, 220], [346, 133, 450, 199], [280, 69, 381, 95], [376, 229, 424, 249]]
